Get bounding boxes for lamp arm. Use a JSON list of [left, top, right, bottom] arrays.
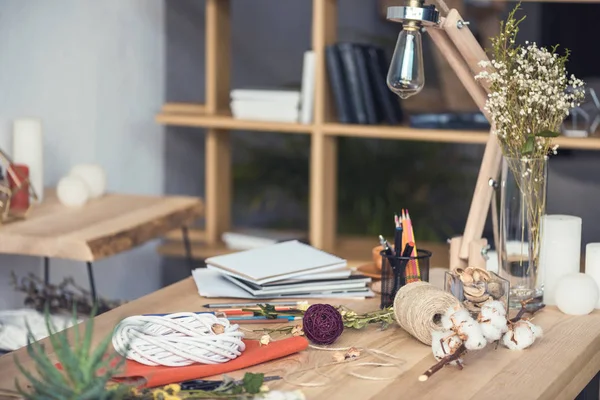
[[427, 9, 503, 266]]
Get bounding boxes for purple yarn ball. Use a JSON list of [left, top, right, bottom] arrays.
[[302, 304, 344, 345]]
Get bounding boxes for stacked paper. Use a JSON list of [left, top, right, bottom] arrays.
[[192, 240, 373, 299]]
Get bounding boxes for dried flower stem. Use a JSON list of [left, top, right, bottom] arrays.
[[474, 3, 585, 280]]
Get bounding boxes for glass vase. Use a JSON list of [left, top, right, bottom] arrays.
[[498, 156, 548, 309]]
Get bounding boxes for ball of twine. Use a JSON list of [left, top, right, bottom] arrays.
[[302, 304, 344, 345], [393, 281, 460, 345]]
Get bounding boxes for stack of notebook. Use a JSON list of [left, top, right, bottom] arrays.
[[192, 240, 373, 299]]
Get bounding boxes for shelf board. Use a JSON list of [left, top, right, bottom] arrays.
[[156, 107, 600, 150], [158, 234, 450, 269], [156, 112, 313, 134], [323, 123, 490, 144]]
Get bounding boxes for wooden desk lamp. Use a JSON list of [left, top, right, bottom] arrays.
[[386, 0, 502, 271]]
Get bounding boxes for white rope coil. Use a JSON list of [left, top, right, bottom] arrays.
[[112, 312, 245, 367]]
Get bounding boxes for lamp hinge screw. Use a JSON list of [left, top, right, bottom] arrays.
[[481, 244, 491, 260], [488, 178, 498, 189], [457, 20, 470, 29]]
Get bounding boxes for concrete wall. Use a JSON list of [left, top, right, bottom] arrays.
[[0, 0, 165, 308]]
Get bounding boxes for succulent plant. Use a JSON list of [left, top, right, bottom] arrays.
[[14, 306, 130, 400]]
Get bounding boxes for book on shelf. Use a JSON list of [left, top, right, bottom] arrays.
[[326, 42, 403, 125], [230, 88, 301, 103], [299, 50, 316, 124], [229, 87, 301, 123], [230, 99, 299, 123], [192, 240, 373, 299], [229, 50, 316, 124]]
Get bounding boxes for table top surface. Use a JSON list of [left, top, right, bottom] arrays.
[[0, 189, 203, 262], [1, 276, 599, 400]]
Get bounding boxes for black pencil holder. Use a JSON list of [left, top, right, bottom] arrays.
[[380, 249, 432, 309]]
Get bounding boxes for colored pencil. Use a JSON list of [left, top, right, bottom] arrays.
[[232, 319, 297, 325], [212, 306, 299, 313], [143, 311, 254, 317], [203, 301, 302, 309], [403, 210, 421, 282], [227, 316, 301, 322]]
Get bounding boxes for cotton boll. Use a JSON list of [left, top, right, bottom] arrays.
[[480, 313, 509, 331], [502, 321, 536, 350], [528, 321, 543, 339], [441, 306, 471, 330], [479, 300, 507, 319], [480, 322, 503, 342], [431, 330, 463, 364], [458, 320, 487, 350], [440, 306, 456, 330]]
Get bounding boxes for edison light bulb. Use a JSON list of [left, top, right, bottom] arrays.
[[386, 27, 424, 99]]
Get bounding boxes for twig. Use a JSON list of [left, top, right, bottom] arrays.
[[418, 344, 467, 382], [509, 298, 546, 323]]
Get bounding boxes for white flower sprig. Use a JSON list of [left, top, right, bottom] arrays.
[[474, 5, 585, 160]]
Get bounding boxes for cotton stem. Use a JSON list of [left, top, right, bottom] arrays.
[[418, 344, 467, 382]]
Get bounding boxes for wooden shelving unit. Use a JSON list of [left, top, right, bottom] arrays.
[[156, 0, 600, 267]]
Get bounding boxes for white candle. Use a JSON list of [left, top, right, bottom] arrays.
[[12, 118, 44, 201], [540, 215, 582, 306], [585, 243, 600, 308]]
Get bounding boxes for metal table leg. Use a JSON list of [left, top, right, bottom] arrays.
[[86, 262, 97, 305], [182, 226, 194, 271], [43, 257, 50, 285]]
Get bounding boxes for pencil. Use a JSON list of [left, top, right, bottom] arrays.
[[227, 316, 301, 322], [213, 306, 299, 313], [403, 210, 421, 282], [143, 311, 254, 317], [203, 301, 302, 309], [232, 319, 297, 325]]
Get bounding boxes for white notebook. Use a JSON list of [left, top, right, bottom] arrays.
[[204, 240, 347, 284], [223, 274, 371, 296], [192, 269, 373, 299]]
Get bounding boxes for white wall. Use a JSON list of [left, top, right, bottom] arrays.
[[0, 0, 165, 309]]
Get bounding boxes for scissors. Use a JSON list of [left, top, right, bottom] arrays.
[[180, 375, 282, 391]]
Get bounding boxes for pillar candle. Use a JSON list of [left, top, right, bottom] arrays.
[[12, 118, 43, 201], [7, 164, 29, 211], [585, 243, 600, 309], [540, 215, 582, 306]]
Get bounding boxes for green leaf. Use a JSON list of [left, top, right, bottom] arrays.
[[85, 332, 116, 374], [25, 338, 70, 391], [14, 356, 61, 399], [81, 310, 96, 360], [522, 135, 535, 155], [242, 372, 265, 394], [534, 130, 561, 138], [49, 320, 85, 386]]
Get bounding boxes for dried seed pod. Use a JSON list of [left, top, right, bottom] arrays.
[[463, 285, 486, 298], [487, 281, 504, 298], [460, 274, 474, 285], [472, 268, 491, 282], [463, 300, 481, 313], [345, 347, 361, 359], [211, 324, 225, 334], [465, 293, 491, 304]]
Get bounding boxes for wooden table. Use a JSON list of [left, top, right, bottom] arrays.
[[1, 277, 599, 400], [0, 190, 203, 300]]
